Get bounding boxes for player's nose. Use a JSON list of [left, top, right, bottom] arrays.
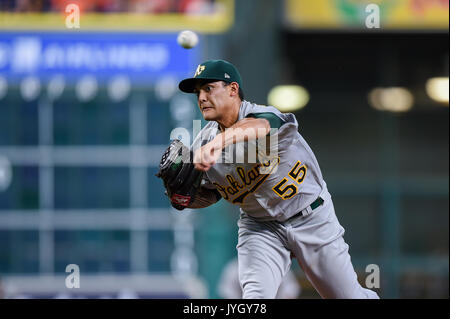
[[198, 90, 208, 103]]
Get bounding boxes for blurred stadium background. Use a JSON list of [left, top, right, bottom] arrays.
[[0, 0, 448, 299]]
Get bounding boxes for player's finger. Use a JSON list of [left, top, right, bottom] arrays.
[[195, 162, 209, 171], [193, 150, 205, 164]]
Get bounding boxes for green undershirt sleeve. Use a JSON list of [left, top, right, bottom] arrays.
[[246, 112, 285, 130]]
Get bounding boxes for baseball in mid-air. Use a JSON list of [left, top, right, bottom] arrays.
[[177, 30, 199, 49]]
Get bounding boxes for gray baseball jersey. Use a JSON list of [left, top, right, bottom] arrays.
[[191, 100, 328, 222], [191, 100, 379, 299]]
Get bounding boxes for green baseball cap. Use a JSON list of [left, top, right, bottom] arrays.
[[179, 59, 243, 93]]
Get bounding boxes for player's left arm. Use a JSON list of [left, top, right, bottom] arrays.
[[194, 114, 284, 171], [221, 112, 286, 145], [245, 112, 285, 132]]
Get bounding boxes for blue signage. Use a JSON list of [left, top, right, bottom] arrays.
[[0, 32, 200, 84]]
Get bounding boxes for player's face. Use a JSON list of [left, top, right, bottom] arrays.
[[195, 81, 233, 121]]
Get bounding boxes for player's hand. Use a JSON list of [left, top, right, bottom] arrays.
[[193, 139, 223, 171]]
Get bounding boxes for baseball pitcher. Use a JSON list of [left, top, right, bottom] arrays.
[[156, 60, 379, 299]]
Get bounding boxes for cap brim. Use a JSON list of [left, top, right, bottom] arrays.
[[178, 78, 228, 93], [178, 78, 199, 93]]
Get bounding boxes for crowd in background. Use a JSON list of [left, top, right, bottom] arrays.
[[0, 0, 216, 13]]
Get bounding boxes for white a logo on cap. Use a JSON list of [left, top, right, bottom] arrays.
[[194, 65, 206, 77], [224, 73, 230, 79]]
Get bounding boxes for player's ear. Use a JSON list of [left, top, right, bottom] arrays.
[[229, 82, 239, 97]]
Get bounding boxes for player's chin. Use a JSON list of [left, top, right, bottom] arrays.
[[202, 110, 217, 121]]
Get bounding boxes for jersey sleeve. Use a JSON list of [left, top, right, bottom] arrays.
[[245, 112, 285, 130]]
